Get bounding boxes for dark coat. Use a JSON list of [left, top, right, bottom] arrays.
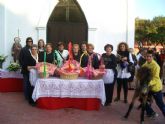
[[19, 45, 31, 74], [38, 52, 54, 64], [81, 53, 100, 69], [102, 53, 117, 70], [27, 55, 37, 67]]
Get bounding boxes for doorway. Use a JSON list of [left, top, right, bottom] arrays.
[[47, 0, 88, 48]]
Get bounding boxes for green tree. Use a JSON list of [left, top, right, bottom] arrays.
[[135, 16, 165, 48]]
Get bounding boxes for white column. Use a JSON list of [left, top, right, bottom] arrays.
[[0, 2, 6, 55], [127, 0, 135, 48]]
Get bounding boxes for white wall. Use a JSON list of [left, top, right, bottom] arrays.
[[0, 0, 6, 55], [0, 0, 135, 68]]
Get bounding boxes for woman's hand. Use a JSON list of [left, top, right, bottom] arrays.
[[99, 64, 105, 69], [27, 66, 35, 71], [122, 57, 127, 61]]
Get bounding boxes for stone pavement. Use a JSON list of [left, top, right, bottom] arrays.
[[0, 90, 165, 124]]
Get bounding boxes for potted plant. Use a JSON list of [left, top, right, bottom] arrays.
[[7, 62, 21, 72], [0, 55, 7, 69]]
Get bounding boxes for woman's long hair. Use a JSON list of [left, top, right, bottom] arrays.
[[117, 42, 129, 53]]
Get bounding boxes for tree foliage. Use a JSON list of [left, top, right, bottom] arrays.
[[135, 16, 165, 48]]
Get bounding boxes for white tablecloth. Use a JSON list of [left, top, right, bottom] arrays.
[[32, 77, 106, 105], [0, 69, 23, 79], [29, 69, 38, 86]]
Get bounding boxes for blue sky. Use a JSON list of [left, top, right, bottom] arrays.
[[135, 0, 165, 19]]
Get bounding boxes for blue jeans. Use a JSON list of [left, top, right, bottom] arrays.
[[146, 91, 165, 117]]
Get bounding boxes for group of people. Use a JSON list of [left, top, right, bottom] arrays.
[[18, 37, 165, 118]]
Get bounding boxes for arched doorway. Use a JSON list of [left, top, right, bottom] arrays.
[[47, 0, 88, 48]]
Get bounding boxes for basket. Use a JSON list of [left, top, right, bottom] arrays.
[[39, 72, 49, 78], [60, 72, 78, 80]]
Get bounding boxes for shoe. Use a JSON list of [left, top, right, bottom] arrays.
[[124, 100, 128, 103], [163, 92, 165, 97], [114, 97, 120, 102], [147, 112, 159, 119], [104, 102, 111, 106], [104, 102, 109, 106], [29, 101, 36, 107], [128, 88, 135, 90], [30, 102, 36, 107]]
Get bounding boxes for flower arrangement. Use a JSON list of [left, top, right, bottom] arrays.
[[83, 53, 106, 79], [7, 62, 21, 71], [0, 55, 7, 68], [59, 42, 80, 80], [35, 62, 57, 78], [0, 55, 7, 62]]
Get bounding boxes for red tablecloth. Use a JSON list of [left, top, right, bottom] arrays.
[[37, 97, 100, 110], [0, 78, 23, 92]]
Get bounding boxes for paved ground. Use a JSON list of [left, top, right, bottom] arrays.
[[0, 89, 165, 124]]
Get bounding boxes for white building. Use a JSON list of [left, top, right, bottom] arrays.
[[0, 0, 135, 68]]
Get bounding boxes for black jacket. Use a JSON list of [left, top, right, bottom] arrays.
[[27, 55, 37, 67], [67, 52, 81, 63], [102, 53, 117, 70], [19, 46, 31, 74], [117, 51, 130, 64], [38, 52, 54, 64], [81, 53, 100, 69]]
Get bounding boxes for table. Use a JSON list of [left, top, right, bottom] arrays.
[[32, 77, 106, 110], [0, 69, 23, 92]]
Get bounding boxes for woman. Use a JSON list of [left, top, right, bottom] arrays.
[[80, 42, 87, 54], [81, 43, 100, 69], [38, 39, 45, 53], [114, 42, 131, 103], [67, 44, 81, 62], [57, 41, 69, 60], [39, 43, 54, 63], [102, 44, 117, 106], [27, 44, 38, 106]]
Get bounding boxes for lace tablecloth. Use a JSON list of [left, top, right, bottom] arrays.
[[32, 77, 106, 105], [29, 69, 38, 86], [0, 69, 23, 79]]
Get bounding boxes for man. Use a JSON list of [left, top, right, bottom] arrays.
[[19, 37, 33, 102], [143, 50, 165, 117]]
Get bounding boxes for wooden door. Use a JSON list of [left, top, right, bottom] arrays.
[[47, 0, 88, 48]]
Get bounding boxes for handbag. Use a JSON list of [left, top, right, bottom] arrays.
[[127, 62, 135, 73]]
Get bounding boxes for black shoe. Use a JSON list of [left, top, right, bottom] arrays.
[[163, 92, 165, 97], [147, 112, 159, 119], [114, 97, 120, 102], [104, 102, 111, 106], [124, 100, 128, 103], [29, 101, 36, 107], [128, 88, 134, 90], [104, 102, 110, 106], [30, 102, 36, 107]]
